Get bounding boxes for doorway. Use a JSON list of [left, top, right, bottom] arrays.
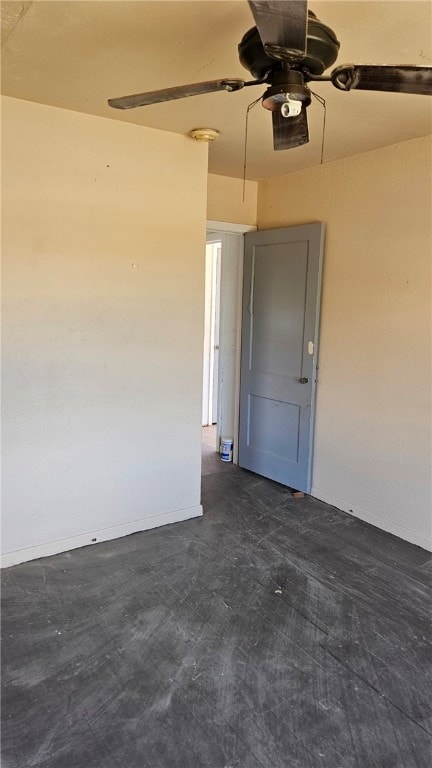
[[202, 240, 221, 432], [201, 222, 257, 466]]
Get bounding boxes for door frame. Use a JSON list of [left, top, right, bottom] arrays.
[[206, 221, 256, 463]]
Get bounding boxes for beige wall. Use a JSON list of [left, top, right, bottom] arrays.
[[207, 173, 257, 226], [2, 97, 208, 565], [258, 136, 432, 550]]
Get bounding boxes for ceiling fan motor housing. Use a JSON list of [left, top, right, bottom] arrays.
[[238, 11, 340, 80], [262, 69, 311, 112]]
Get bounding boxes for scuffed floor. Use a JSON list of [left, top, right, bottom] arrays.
[[2, 434, 432, 767]]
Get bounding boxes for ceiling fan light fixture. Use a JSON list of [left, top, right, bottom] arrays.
[[189, 128, 220, 142], [281, 98, 303, 117]]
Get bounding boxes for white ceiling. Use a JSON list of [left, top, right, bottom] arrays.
[[1, 0, 432, 180]]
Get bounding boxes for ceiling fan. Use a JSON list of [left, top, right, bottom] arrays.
[[108, 0, 432, 151]]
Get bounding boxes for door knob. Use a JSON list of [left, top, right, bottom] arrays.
[[299, 377, 309, 384]]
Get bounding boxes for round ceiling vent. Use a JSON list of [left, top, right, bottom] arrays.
[[190, 128, 220, 142]]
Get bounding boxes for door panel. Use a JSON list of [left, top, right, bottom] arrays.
[[251, 242, 308, 377], [248, 395, 300, 461], [239, 224, 324, 493]]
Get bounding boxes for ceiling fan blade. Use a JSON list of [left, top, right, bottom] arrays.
[[108, 78, 246, 109], [331, 65, 432, 95], [248, 1, 307, 60], [272, 107, 309, 150]]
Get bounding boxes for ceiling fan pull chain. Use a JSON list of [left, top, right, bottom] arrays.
[[243, 95, 262, 201], [311, 90, 327, 165]]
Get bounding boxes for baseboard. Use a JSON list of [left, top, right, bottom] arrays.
[[0, 504, 203, 568], [311, 486, 432, 552]]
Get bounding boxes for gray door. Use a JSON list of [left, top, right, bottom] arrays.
[[239, 223, 324, 493]]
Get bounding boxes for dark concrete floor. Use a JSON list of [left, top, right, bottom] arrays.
[[2, 436, 432, 768]]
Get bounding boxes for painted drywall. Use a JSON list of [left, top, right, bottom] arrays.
[[2, 96, 208, 566], [207, 173, 257, 226], [258, 136, 432, 550]]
